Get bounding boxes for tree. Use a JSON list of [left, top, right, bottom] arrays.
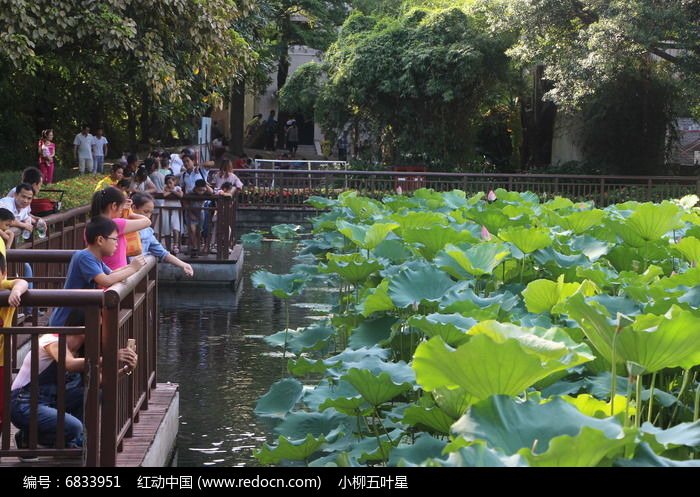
[[285, 8, 510, 169], [0, 0, 252, 166], [486, 0, 700, 112]]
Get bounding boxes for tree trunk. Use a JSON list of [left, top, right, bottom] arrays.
[[126, 101, 138, 152], [139, 91, 151, 145], [276, 15, 291, 150], [229, 80, 245, 156]]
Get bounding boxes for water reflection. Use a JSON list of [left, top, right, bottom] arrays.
[[157, 242, 333, 467]]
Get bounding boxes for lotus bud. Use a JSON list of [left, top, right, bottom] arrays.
[[396, 186, 402, 195], [487, 190, 497, 202], [481, 225, 492, 241]]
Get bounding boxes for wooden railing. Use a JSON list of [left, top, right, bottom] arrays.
[[151, 194, 237, 260], [234, 169, 700, 208], [0, 250, 158, 466]]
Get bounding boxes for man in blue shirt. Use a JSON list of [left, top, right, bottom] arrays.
[[50, 216, 148, 327]]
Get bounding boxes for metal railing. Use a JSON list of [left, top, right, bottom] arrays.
[[0, 250, 159, 466], [233, 169, 700, 208]]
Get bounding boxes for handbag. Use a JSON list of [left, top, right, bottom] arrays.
[[122, 209, 143, 257]]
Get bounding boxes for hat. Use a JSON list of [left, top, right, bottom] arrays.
[[286, 119, 295, 126]]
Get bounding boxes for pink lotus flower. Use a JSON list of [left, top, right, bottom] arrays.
[[396, 186, 402, 195], [487, 190, 497, 202], [481, 225, 492, 241]]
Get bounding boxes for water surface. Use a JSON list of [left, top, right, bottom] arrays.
[[157, 241, 332, 467]]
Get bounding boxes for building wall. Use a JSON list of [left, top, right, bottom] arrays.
[[550, 112, 586, 165], [213, 45, 324, 150]]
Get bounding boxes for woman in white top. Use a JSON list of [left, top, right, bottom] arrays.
[[211, 159, 243, 192], [129, 165, 157, 194]]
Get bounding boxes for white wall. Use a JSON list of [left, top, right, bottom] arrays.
[[550, 112, 586, 165]]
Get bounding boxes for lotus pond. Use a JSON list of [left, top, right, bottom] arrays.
[[251, 189, 700, 467]]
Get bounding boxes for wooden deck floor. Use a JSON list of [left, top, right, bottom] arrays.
[[0, 383, 178, 467]]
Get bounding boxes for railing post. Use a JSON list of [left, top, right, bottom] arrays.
[[84, 305, 102, 467], [100, 301, 120, 467]]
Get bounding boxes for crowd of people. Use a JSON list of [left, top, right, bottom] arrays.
[[0, 147, 246, 458]]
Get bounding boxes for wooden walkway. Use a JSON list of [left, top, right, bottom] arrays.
[[0, 383, 178, 467]]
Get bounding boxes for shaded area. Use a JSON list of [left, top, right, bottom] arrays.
[[157, 241, 333, 467]]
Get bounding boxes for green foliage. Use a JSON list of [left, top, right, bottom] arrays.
[[253, 189, 700, 466], [283, 7, 510, 169]]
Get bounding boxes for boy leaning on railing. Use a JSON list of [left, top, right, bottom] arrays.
[[9, 216, 143, 460]]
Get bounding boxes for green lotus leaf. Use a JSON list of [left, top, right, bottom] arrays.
[[560, 291, 621, 365], [545, 197, 575, 210], [389, 211, 447, 233], [519, 425, 632, 467], [672, 236, 700, 264], [465, 209, 510, 233], [306, 195, 338, 209], [615, 443, 700, 467], [302, 379, 361, 411], [358, 279, 395, 316], [337, 220, 399, 250], [678, 194, 699, 209], [265, 324, 335, 354], [640, 421, 700, 451], [388, 433, 447, 467], [560, 394, 630, 418], [441, 190, 470, 209], [498, 226, 552, 254], [340, 193, 382, 218], [570, 235, 610, 261], [558, 209, 606, 234], [348, 315, 397, 349], [251, 270, 305, 299], [467, 320, 594, 364], [288, 356, 329, 376], [271, 223, 302, 240], [240, 232, 263, 243], [440, 441, 527, 467], [371, 239, 411, 264], [256, 434, 327, 464], [341, 368, 414, 406], [617, 306, 700, 371], [321, 253, 383, 283], [451, 396, 626, 456], [274, 409, 350, 442], [534, 246, 589, 268], [413, 334, 590, 399], [439, 242, 510, 277], [407, 313, 477, 346], [432, 387, 475, 420], [319, 396, 368, 416], [523, 275, 598, 314], [607, 220, 647, 248], [624, 201, 684, 242], [402, 405, 455, 434], [402, 226, 476, 261], [254, 378, 304, 418], [387, 264, 457, 308]]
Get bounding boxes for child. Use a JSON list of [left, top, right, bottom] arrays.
[[11, 216, 143, 453], [0, 207, 15, 252], [161, 175, 183, 254], [131, 193, 193, 277], [185, 179, 211, 258], [90, 187, 150, 270], [94, 164, 125, 192], [116, 178, 131, 194], [218, 181, 234, 197], [0, 253, 29, 438]]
